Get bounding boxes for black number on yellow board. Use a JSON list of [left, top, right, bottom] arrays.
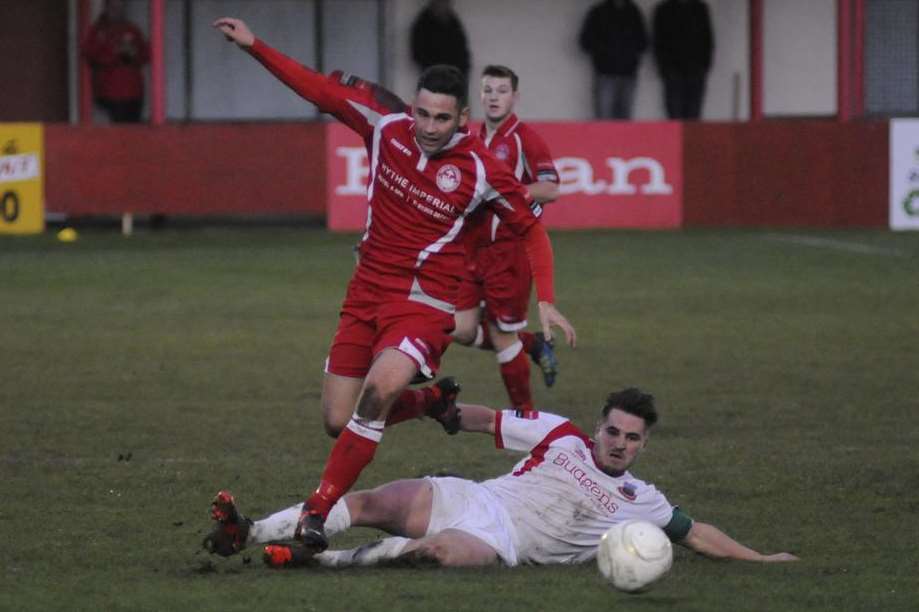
[[1, 190, 19, 222]]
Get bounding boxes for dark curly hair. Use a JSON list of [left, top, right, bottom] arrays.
[[602, 388, 658, 428], [417, 64, 468, 108]]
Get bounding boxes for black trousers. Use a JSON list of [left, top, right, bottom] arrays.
[[662, 72, 707, 120], [97, 98, 143, 123]]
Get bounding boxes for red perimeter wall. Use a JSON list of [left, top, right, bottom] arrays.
[[44, 123, 326, 215], [683, 121, 888, 227], [42, 121, 889, 226]]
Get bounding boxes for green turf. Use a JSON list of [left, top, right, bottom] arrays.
[[1, 227, 917, 611]]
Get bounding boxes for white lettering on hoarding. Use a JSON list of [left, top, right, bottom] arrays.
[[606, 157, 672, 194], [334, 148, 672, 199], [0, 154, 39, 183], [556, 156, 672, 196], [335, 147, 369, 195]]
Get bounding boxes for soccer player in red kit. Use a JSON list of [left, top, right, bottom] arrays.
[[211, 18, 576, 555], [454, 65, 562, 411]]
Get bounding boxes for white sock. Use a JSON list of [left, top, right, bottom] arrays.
[[247, 503, 302, 544], [324, 499, 352, 538], [496, 340, 523, 364], [315, 536, 411, 568], [246, 498, 352, 545]]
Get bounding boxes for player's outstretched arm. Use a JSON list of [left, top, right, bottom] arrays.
[[454, 403, 497, 435], [680, 521, 799, 562], [213, 17, 255, 48]]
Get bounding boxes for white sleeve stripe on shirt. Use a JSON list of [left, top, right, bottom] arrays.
[[513, 133, 525, 180], [346, 99, 383, 128], [471, 153, 516, 224], [364, 113, 410, 243]]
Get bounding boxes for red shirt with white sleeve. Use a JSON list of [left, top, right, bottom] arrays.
[[247, 40, 554, 309]]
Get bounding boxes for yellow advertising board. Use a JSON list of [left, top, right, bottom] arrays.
[[0, 123, 44, 234]]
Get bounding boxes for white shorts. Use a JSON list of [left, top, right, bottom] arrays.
[[425, 476, 519, 566]]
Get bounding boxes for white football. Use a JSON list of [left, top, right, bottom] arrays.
[[597, 520, 673, 592]]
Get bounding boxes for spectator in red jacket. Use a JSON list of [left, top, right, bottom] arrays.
[[82, 0, 149, 123]]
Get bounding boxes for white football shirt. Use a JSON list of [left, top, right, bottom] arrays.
[[481, 410, 676, 565]]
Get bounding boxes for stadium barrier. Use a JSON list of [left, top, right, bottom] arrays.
[[33, 120, 889, 228], [43, 123, 326, 216], [683, 121, 888, 227]]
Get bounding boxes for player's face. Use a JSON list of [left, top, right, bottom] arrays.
[[592, 408, 649, 476], [480, 76, 517, 124], [412, 89, 469, 155]]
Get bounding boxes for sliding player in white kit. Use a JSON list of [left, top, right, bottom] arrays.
[[205, 387, 798, 568]]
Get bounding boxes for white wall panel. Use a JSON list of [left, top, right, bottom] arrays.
[[763, 0, 837, 116]]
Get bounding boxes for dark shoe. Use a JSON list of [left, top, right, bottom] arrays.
[[529, 332, 558, 388], [425, 377, 462, 435], [202, 490, 252, 557], [295, 509, 329, 554]]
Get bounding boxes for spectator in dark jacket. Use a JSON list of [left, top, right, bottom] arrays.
[[410, 0, 471, 78], [653, 0, 714, 120], [579, 0, 648, 120]]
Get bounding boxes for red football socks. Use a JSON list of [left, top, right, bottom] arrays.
[[499, 345, 533, 411], [307, 425, 379, 519], [519, 331, 536, 355], [385, 386, 438, 427]]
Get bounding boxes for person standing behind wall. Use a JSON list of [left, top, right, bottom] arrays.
[[578, 0, 648, 120], [410, 0, 471, 78], [81, 0, 149, 123], [652, 0, 714, 120]]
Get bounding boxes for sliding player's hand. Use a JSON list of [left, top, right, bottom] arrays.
[[538, 302, 576, 348], [213, 17, 255, 48]]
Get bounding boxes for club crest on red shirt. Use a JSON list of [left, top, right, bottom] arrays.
[[436, 164, 461, 193], [495, 143, 510, 161]]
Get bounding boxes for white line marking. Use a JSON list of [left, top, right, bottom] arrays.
[[762, 233, 908, 257]]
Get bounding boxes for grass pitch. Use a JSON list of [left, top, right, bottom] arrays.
[[1, 227, 918, 611]]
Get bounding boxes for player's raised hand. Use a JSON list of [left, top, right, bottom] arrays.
[[537, 302, 576, 349], [213, 17, 255, 48]]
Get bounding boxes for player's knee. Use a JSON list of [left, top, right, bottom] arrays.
[[358, 379, 400, 416], [411, 540, 451, 566], [321, 398, 350, 438], [322, 419, 344, 438], [452, 326, 476, 346], [452, 309, 480, 346]]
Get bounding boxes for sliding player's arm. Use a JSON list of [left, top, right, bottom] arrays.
[[456, 404, 580, 455], [679, 521, 799, 562], [454, 403, 497, 434]]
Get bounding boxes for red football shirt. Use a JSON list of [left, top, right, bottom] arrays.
[[248, 40, 543, 310], [473, 114, 560, 245]]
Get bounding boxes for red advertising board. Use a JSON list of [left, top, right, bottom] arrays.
[[326, 121, 682, 231]]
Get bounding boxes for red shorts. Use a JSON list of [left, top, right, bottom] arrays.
[[456, 239, 532, 332], [326, 275, 454, 379]]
